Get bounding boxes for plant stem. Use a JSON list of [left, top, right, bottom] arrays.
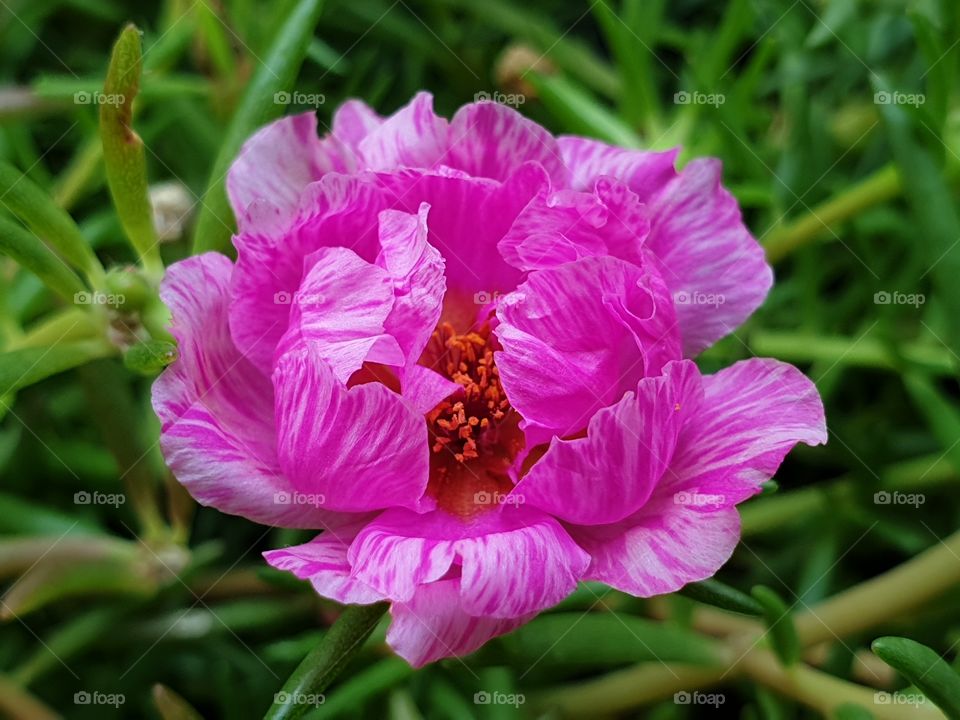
[[763, 164, 902, 263], [264, 602, 389, 720], [794, 527, 960, 645]]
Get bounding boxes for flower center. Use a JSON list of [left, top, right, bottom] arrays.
[[420, 321, 524, 517]]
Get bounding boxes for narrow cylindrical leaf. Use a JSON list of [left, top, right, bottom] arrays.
[[153, 684, 204, 720], [0, 340, 114, 396], [99, 24, 163, 275], [0, 215, 87, 302], [872, 636, 960, 718], [265, 602, 388, 720], [751, 585, 800, 666], [192, 0, 326, 254], [0, 160, 104, 287], [678, 578, 765, 616]]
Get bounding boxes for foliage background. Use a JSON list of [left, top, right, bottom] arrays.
[[0, 0, 959, 717]]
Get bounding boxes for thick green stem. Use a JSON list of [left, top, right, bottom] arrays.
[[264, 602, 389, 720], [794, 528, 960, 645]]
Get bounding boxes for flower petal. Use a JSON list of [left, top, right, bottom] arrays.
[[515, 360, 702, 525], [152, 253, 343, 528], [229, 174, 387, 374], [498, 177, 650, 271], [446, 101, 570, 185], [645, 159, 772, 355], [227, 112, 352, 235], [273, 348, 430, 512], [349, 507, 589, 617], [358, 92, 449, 171], [274, 246, 403, 382], [570, 500, 741, 597], [669, 357, 827, 505], [387, 578, 532, 667], [263, 521, 384, 604], [495, 255, 681, 436], [557, 136, 679, 197]]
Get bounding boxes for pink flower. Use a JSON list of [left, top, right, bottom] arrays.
[[152, 93, 826, 666]]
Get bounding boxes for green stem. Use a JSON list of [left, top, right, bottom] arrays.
[[794, 527, 960, 646], [264, 602, 389, 720], [763, 164, 902, 264]]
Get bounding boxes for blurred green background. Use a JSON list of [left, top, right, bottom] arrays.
[[1, 0, 960, 718]]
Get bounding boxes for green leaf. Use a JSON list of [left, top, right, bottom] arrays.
[[0, 340, 113, 397], [903, 372, 960, 475], [264, 602, 388, 720], [833, 703, 875, 720], [0, 215, 87, 302], [99, 24, 163, 275], [491, 612, 724, 670], [192, 0, 326, 255], [123, 340, 178, 375], [678, 578, 765, 616], [872, 636, 960, 718], [0, 161, 104, 287], [751, 585, 800, 666], [311, 658, 413, 719]]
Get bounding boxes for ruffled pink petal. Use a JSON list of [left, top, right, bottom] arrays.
[[374, 163, 548, 296], [387, 578, 533, 668], [229, 174, 387, 374], [670, 358, 827, 505], [263, 521, 384, 604], [349, 507, 589, 617], [227, 112, 353, 235], [570, 500, 742, 597], [401, 365, 460, 415], [376, 204, 446, 366], [152, 253, 343, 529], [274, 246, 403, 382], [495, 255, 681, 436], [645, 159, 772, 355], [358, 92, 449, 171], [273, 348, 431, 513], [557, 136, 679, 197], [515, 360, 702, 525], [446, 101, 570, 186], [499, 176, 651, 271], [331, 99, 383, 154]]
